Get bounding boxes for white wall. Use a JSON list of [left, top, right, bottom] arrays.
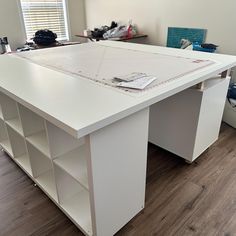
[[0, 0, 86, 50], [85, 0, 236, 55], [67, 0, 86, 42], [0, 0, 25, 50]]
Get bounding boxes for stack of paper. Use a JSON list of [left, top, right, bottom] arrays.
[[114, 72, 157, 90]]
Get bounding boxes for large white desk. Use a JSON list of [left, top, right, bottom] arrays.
[[0, 41, 236, 235]]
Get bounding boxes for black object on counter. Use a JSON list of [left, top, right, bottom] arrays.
[[33, 29, 57, 46]]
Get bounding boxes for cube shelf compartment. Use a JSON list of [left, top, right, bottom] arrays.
[[54, 145, 89, 190], [18, 104, 50, 157], [46, 121, 84, 159], [0, 93, 23, 136], [27, 142, 58, 201], [61, 190, 92, 236], [0, 139, 13, 156], [15, 154, 32, 175], [36, 169, 58, 201], [54, 163, 92, 235], [0, 119, 13, 156], [7, 125, 32, 175], [0, 106, 3, 120], [26, 130, 49, 157], [6, 118, 23, 136]]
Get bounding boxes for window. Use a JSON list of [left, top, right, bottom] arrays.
[[20, 0, 69, 41]]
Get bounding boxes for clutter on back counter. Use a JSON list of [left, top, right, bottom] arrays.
[[17, 29, 59, 52], [180, 38, 218, 53], [33, 29, 57, 46], [193, 43, 218, 53], [89, 21, 137, 40]]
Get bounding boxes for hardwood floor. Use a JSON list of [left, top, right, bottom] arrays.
[[0, 123, 236, 236]]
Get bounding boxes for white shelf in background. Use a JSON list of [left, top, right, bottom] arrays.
[[0, 139, 13, 157], [36, 170, 57, 201], [26, 131, 50, 157], [61, 191, 92, 236], [54, 145, 88, 190], [15, 154, 32, 175], [6, 117, 23, 136]]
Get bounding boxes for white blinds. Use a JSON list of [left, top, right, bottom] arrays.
[[20, 0, 69, 40]]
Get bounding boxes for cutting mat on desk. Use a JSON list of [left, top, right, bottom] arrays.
[[16, 43, 215, 94], [167, 27, 207, 48]]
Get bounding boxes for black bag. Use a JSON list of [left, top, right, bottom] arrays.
[[92, 26, 109, 39], [33, 29, 57, 46], [228, 83, 236, 100], [91, 21, 118, 39], [227, 83, 236, 107]]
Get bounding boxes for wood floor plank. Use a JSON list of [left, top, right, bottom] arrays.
[[0, 123, 235, 236], [174, 152, 236, 236]]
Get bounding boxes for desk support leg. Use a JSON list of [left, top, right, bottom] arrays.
[[87, 108, 149, 236], [149, 77, 230, 163]]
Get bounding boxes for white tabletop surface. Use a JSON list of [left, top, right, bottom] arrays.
[[16, 42, 215, 94], [0, 41, 236, 138]]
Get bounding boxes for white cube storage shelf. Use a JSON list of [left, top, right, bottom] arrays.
[[0, 93, 92, 236], [149, 76, 230, 162]]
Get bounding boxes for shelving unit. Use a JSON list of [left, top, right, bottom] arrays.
[[54, 162, 92, 235], [149, 76, 230, 162], [0, 92, 95, 235], [0, 89, 148, 236]]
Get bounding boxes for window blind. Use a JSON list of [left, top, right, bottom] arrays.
[[20, 0, 69, 40]]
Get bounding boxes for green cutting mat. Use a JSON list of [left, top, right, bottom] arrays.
[[167, 27, 207, 48]]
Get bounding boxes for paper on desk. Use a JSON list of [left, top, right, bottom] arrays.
[[114, 72, 147, 82], [117, 76, 157, 90]]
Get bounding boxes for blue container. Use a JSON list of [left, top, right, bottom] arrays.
[[192, 42, 216, 53]]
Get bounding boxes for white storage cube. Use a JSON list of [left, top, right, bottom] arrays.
[[149, 77, 230, 162]]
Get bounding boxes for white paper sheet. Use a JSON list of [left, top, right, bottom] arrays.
[[117, 76, 156, 90]]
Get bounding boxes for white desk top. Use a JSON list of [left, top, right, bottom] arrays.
[[0, 41, 236, 138], [16, 42, 215, 94]]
